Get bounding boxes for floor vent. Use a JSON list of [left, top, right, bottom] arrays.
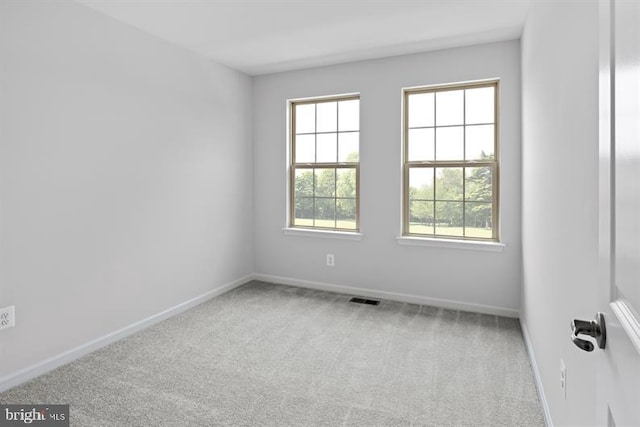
[[349, 297, 380, 306]]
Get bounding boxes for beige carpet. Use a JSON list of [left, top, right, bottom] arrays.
[[0, 281, 544, 426]]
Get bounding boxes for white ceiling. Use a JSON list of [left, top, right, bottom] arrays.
[[77, 0, 531, 76]]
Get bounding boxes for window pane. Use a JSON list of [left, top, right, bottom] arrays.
[[466, 125, 494, 160], [295, 104, 315, 134], [465, 202, 493, 238], [408, 128, 435, 161], [316, 133, 337, 163], [436, 90, 463, 126], [317, 102, 337, 132], [314, 198, 335, 227], [338, 132, 359, 162], [336, 169, 356, 198], [336, 198, 356, 229], [338, 99, 359, 131], [409, 168, 434, 200], [465, 87, 494, 124], [409, 201, 434, 234], [435, 126, 464, 161], [291, 96, 359, 232], [403, 83, 497, 240], [408, 92, 434, 128], [294, 169, 313, 197], [435, 167, 463, 201], [465, 167, 493, 202], [435, 201, 464, 236], [294, 197, 314, 226], [314, 168, 335, 197], [295, 134, 315, 163]]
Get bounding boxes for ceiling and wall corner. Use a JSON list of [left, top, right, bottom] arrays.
[[76, 0, 531, 76]]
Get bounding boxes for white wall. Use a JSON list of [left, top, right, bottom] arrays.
[[521, 1, 599, 425], [253, 41, 522, 314], [0, 0, 253, 380]]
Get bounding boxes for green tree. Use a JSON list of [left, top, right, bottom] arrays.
[[334, 152, 359, 222], [407, 153, 493, 232], [314, 169, 335, 220], [294, 150, 360, 226], [409, 180, 434, 225], [435, 168, 463, 226], [465, 153, 493, 228], [336, 168, 356, 221], [294, 170, 314, 219]]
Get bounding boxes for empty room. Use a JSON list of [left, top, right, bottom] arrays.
[[0, 0, 638, 426]]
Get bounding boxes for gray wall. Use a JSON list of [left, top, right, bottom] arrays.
[[0, 1, 254, 379], [253, 41, 522, 314], [521, 1, 599, 425]]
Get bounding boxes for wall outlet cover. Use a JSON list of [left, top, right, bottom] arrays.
[[0, 306, 15, 330]]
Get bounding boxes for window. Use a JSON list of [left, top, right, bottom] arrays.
[[289, 95, 360, 231], [403, 80, 499, 241]]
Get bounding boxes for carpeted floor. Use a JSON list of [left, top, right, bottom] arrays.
[[0, 281, 544, 426]]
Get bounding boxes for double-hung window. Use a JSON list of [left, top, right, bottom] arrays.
[[289, 95, 360, 231], [403, 80, 499, 241]]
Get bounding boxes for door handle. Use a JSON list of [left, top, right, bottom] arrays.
[[571, 312, 606, 352]]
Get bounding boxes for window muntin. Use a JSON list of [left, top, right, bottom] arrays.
[[290, 95, 360, 231], [403, 81, 499, 241]]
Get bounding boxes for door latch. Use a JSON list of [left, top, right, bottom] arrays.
[[571, 312, 606, 352]]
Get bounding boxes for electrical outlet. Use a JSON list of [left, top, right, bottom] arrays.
[[0, 306, 15, 331], [326, 254, 335, 267], [560, 358, 567, 400]]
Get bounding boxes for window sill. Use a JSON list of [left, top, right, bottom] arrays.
[[283, 227, 363, 241], [396, 236, 505, 252]]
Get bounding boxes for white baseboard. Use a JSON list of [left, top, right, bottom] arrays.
[[0, 274, 252, 393], [253, 273, 519, 318], [0, 273, 519, 393], [520, 320, 554, 427]]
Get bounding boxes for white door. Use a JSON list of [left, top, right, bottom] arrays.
[[596, 0, 640, 426]]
